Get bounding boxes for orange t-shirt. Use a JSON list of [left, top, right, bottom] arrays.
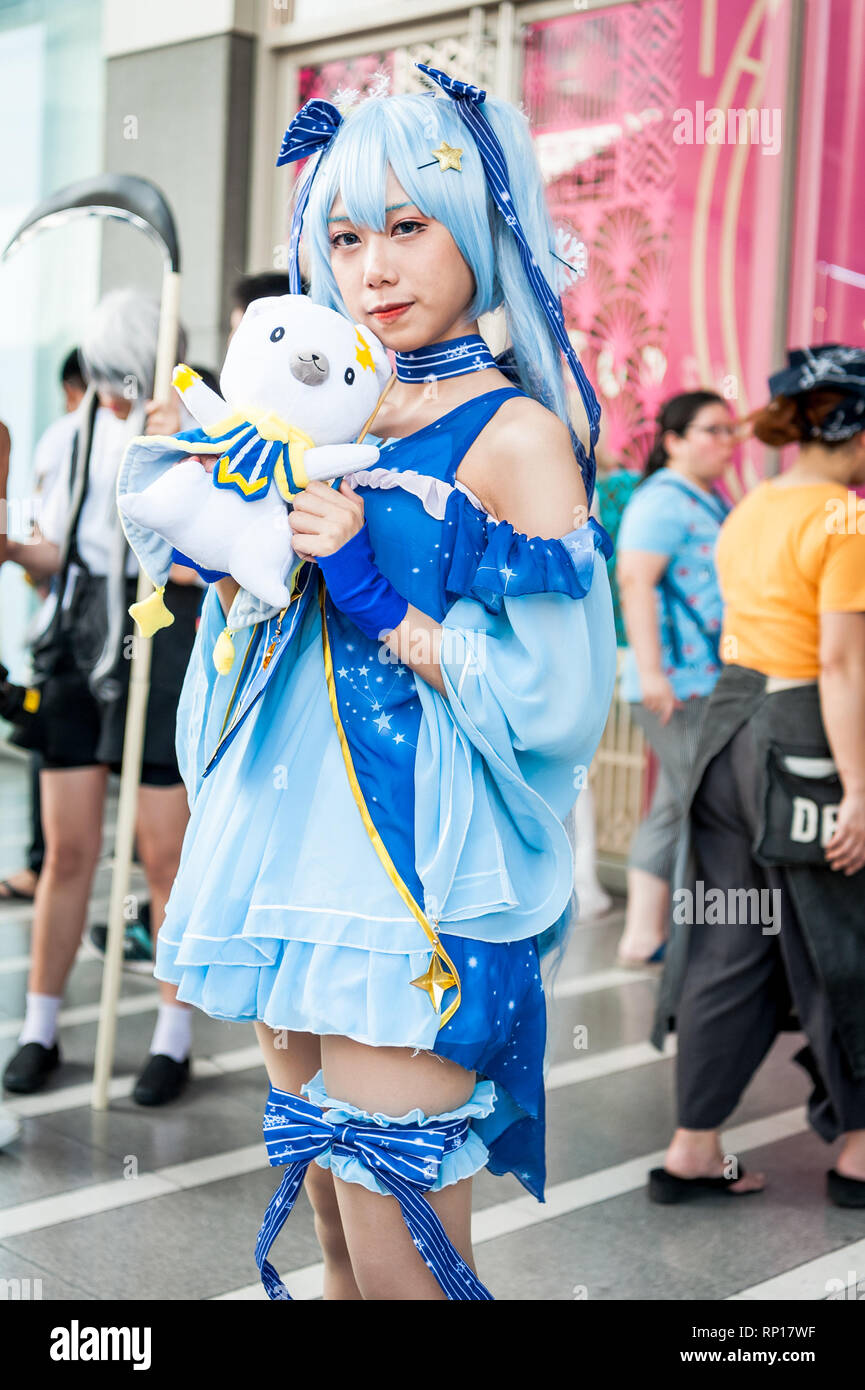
[[716, 481, 865, 678]]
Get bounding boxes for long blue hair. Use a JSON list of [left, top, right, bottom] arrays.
[[302, 93, 580, 454]]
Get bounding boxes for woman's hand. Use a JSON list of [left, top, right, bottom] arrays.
[[641, 671, 681, 725], [145, 398, 182, 437], [167, 562, 202, 586], [824, 791, 865, 875], [290, 480, 365, 559], [177, 454, 216, 473]]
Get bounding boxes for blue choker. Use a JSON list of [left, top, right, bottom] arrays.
[[394, 334, 497, 383]]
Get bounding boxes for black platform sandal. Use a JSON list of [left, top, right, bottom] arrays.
[[827, 1169, 865, 1209], [648, 1164, 760, 1204]]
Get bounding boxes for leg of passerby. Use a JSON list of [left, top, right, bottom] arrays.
[[0, 752, 43, 903], [3, 765, 109, 1092], [617, 763, 678, 963], [572, 784, 613, 920], [131, 780, 192, 1105], [772, 868, 865, 1198], [617, 698, 708, 965], [654, 732, 779, 1196]]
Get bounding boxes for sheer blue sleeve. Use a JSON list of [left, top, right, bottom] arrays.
[[414, 522, 617, 944], [174, 585, 239, 806]]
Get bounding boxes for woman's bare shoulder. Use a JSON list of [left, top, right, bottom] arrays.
[[459, 396, 587, 533]]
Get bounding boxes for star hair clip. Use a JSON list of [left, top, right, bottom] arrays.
[[417, 142, 463, 172]]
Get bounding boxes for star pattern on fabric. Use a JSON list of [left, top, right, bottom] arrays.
[[330, 645, 419, 749]]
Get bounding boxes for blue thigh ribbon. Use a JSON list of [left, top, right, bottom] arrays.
[[256, 1087, 494, 1300]]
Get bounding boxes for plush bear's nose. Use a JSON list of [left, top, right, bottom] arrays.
[[289, 351, 330, 386]]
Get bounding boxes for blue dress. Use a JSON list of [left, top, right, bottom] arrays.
[[155, 387, 617, 1201]]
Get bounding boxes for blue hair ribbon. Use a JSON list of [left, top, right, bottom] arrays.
[[257, 1088, 494, 1301], [276, 98, 344, 294], [416, 62, 601, 500]]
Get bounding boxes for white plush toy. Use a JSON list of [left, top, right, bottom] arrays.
[[117, 295, 391, 668]]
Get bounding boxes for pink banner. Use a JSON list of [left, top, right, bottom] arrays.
[[523, 0, 796, 492]]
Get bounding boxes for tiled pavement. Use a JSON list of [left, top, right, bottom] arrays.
[[1, 748, 864, 1301]]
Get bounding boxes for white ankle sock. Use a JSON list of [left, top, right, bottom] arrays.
[[150, 1002, 192, 1063], [19, 993, 62, 1049]]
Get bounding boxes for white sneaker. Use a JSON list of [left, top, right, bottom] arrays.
[[575, 885, 614, 921]]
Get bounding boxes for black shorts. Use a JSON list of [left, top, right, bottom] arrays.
[[12, 579, 202, 788]]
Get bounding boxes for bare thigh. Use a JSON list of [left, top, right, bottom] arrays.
[[322, 1034, 475, 1114], [253, 1024, 322, 1093], [40, 764, 108, 866]]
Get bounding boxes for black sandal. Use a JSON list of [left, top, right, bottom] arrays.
[[0, 878, 36, 904], [827, 1169, 865, 1209], [648, 1164, 759, 1204]]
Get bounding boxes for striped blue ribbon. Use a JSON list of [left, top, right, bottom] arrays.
[[257, 1087, 494, 1301], [276, 99, 344, 295], [416, 62, 601, 501], [395, 333, 497, 382]]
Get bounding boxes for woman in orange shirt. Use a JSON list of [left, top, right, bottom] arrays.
[[649, 345, 865, 1208]]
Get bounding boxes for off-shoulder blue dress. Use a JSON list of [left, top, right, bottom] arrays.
[[155, 387, 616, 1201]]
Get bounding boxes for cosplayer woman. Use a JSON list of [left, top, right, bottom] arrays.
[[651, 346, 865, 1208], [154, 69, 617, 1299]]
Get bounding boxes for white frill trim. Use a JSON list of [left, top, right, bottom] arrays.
[[349, 467, 492, 522]]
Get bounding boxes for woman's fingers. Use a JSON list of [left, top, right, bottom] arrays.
[[292, 480, 356, 518], [339, 478, 365, 515], [290, 530, 321, 558], [287, 508, 324, 533], [825, 826, 865, 874]]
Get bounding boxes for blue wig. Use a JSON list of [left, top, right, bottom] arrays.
[[302, 92, 582, 457]]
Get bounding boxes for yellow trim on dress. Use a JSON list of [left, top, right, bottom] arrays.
[[317, 577, 461, 1028]]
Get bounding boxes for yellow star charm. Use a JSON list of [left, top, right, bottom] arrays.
[[411, 952, 457, 1012], [430, 142, 463, 172], [354, 329, 376, 372]]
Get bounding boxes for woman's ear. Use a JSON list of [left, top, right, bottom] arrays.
[[353, 324, 392, 388]]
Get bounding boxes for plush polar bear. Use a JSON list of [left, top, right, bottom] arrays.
[[117, 296, 391, 625]]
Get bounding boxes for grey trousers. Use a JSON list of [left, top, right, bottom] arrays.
[[676, 719, 865, 1140], [628, 696, 710, 881]]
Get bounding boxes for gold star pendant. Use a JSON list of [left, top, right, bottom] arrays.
[[411, 952, 457, 1012], [430, 142, 463, 172]]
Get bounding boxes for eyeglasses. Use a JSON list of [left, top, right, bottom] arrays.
[[689, 424, 739, 438]]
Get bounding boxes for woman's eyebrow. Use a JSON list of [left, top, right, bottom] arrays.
[[326, 201, 419, 224]]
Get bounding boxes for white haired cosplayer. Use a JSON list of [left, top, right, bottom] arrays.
[[81, 289, 187, 401]]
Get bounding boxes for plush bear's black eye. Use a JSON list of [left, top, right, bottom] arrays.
[[270, 327, 285, 343], [344, 367, 355, 385]]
